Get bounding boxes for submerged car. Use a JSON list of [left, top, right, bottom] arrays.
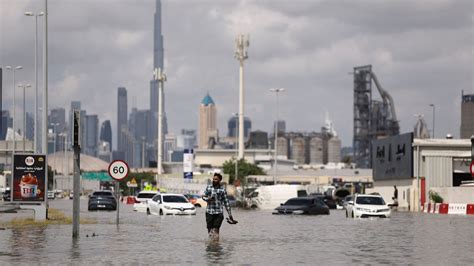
[[273, 197, 330, 215], [147, 193, 196, 215], [133, 191, 159, 212], [88, 191, 117, 211], [345, 194, 391, 218], [308, 193, 337, 209]]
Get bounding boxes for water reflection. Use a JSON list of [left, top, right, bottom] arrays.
[[9, 226, 46, 262], [70, 238, 81, 260], [205, 241, 224, 263]]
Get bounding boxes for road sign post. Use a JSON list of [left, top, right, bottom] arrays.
[[108, 160, 129, 225]]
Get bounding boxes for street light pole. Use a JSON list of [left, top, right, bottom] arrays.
[[153, 67, 166, 176], [232, 113, 239, 183], [270, 88, 284, 185], [234, 34, 249, 160], [429, 104, 435, 138], [18, 84, 32, 151], [25, 11, 44, 154], [5, 66, 23, 155]]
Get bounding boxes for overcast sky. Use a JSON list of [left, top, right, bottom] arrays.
[[1, 0, 473, 148]]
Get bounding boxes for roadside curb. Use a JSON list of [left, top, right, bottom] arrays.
[[423, 203, 474, 215]]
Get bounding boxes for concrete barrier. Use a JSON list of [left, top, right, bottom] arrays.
[[422, 202, 473, 215]]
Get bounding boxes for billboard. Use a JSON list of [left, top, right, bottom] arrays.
[[183, 149, 193, 179], [12, 154, 46, 202], [372, 133, 413, 180]]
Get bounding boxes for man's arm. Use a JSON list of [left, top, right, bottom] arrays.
[[202, 186, 211, 202], [223, 189, 232, 217]]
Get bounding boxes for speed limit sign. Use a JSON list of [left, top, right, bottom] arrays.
[[108, 160, 130, 181]]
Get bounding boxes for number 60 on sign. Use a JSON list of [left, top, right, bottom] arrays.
[[108, 160, 130, 181]]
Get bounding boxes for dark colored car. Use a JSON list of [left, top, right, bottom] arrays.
[[308, 193, 337, 209], [88, 191, 117, 211], [273, 197, 330, 215]]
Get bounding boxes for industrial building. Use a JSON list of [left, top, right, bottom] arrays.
[[460, 92, 474, 139], [369, 134, 473, 212], [353, 65, 400, 168]]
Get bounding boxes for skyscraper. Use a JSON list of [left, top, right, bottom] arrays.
[[199, 93, 217, 149], [117, 87, 128, 152], [100, 120, 112, 146], [150, 0, 167, 142], [84, 114, 99, 157], [461, 92, 474, 139], [50, 107, 66, 133], [228, 116, 251, 138], [1, 111, 11, 140], [26, 112, 34, 140]]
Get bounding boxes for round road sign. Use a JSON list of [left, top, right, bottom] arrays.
[[108, 160, 130, 181], [470, 161, 474, 177]]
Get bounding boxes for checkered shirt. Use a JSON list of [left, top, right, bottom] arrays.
[[203, 184, 231, 215]]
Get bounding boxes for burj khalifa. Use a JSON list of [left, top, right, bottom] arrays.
[[150, 0, 167, 143]]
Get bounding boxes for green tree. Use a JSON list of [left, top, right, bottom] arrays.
[[222, 158, 265, 184]]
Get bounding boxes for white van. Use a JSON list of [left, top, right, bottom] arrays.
[[246, 184, 307, 210]]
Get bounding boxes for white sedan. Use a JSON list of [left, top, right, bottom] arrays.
[[147, 193, 196, 216], [346, 194, 391, 218], [133, 191, 159, 212]]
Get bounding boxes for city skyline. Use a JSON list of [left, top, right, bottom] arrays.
[[1, 0, 472, 148]]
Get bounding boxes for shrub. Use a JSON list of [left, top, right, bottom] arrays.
[[428, 190, 444, 203]]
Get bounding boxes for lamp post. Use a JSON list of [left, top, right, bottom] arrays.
[[18, 83, 32, 151], [153, 67, 166, 176], [429, 104, 435, 138], [25, 11, 44, 153], [5, 66, 23, 155], [269, 88, 284, 185], [232, 113, 239, 183], [234, 34, 249, 159]]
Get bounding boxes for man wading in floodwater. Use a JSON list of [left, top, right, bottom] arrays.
[[203, 173, 237, 241]]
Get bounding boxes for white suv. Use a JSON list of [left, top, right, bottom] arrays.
[[345, 194, 391, 218]]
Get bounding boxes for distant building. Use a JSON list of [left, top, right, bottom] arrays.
[[164, 134, 177, 162], [84, 115, 99, 157], [1, 111, 11, 140], [26, 112, 34, 141], [177, 129, 196, 149], [117, 87, 128, 152], [150, 0, 167, 144], [199, 93, 217, 149], [274, 120, 286, 134], [50, 107, 67, 133], [100, 120, 112, 146], [247, 130, 269, 149], [227, 116, 251, 138], [460, 92, 474, 139]]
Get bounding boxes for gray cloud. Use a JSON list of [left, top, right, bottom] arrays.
[[1, 0, 472, 149]]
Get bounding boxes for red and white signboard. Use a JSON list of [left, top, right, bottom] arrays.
[[470, 161, 474, 177], [108, 160, 130, 181]]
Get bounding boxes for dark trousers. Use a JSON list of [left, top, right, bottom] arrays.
[[206, 213, 224, 232]]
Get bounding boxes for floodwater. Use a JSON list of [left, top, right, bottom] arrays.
[[1, 199, 474, 265]]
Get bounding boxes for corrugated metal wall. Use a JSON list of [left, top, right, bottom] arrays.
[[425, 156, 453, 188]]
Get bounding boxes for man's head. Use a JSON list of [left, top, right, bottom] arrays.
[[212, 173, 223, 186], [394, 185, 397, 189]]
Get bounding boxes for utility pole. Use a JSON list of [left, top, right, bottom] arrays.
[[270, 88, 284, 185], [234, 34, 249, 159], [153, 68, 166, 177], [72, 110, 81, 238]]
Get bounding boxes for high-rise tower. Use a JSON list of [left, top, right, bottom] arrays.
[[199, 93, 217, 149], [150, 0, 167, 142], [117, 87, 128, 152], [461, 92, 474, 139]]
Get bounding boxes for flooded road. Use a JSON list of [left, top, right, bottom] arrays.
[[1, 199, 473, 264]]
